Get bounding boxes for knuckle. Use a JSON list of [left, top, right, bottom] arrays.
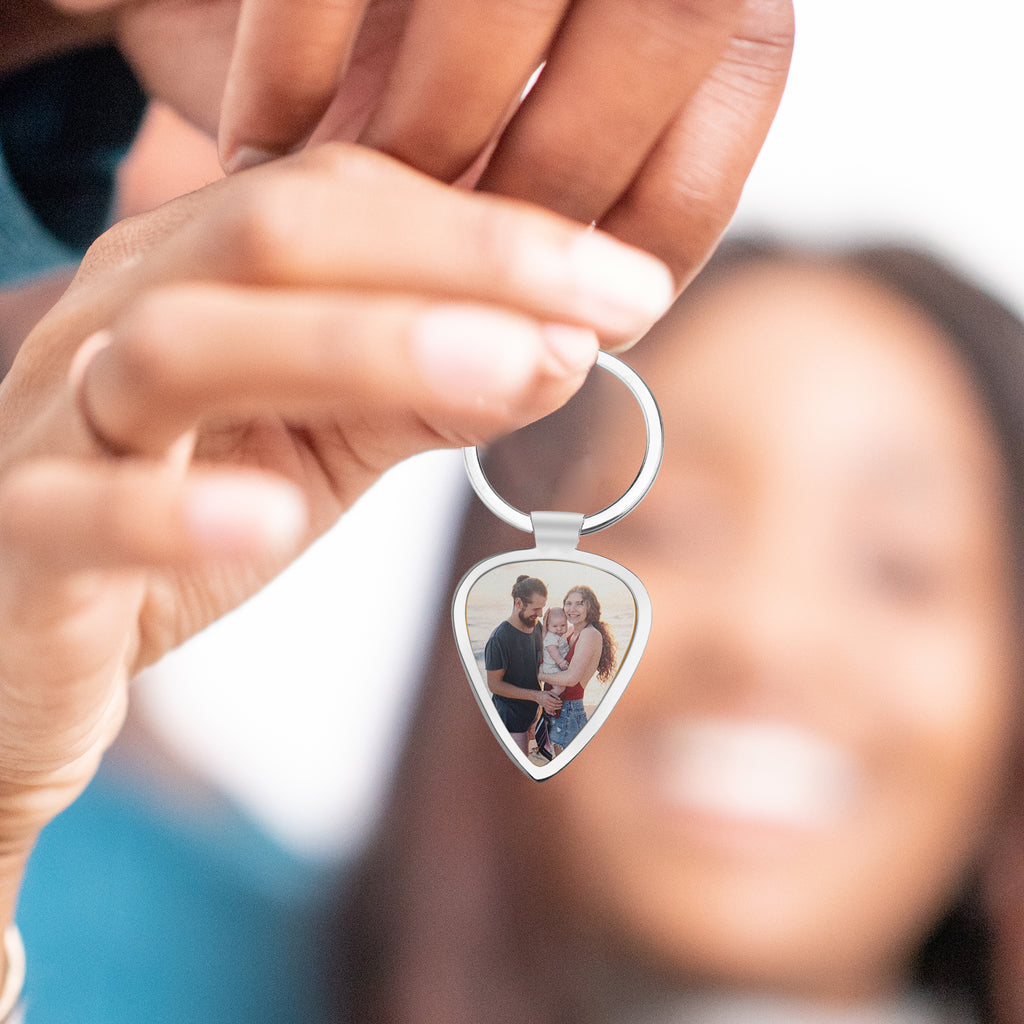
[[740, 0, 796, 56], [214, 147, 383, 281], [723, 26, 795, 91], [626, 0, 744, 53], [306, 143, 422, 207], [94, 292, 197, 445], [115, 292, 187, 392], [214, 174, 311, 281], [304, 142, 383, 183], [75, 217, 149, 283]]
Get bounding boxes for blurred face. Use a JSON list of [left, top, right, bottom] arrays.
[[540, 263, 1016, 1000]]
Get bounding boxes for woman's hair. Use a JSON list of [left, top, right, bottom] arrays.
[[564, 586, 616, 682], [511, 573, 546, 604], [328, 240, 1024, 1024], [838, 244, 1024, 1021]]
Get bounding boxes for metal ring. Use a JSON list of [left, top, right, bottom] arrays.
[[463, 351, 664, 536]]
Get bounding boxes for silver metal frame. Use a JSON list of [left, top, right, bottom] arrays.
[[462, 351, 664, 535], [452, 354, 663, 780], [451, 513, 652, 781]]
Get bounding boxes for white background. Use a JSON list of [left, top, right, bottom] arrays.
[[136, 0, 1024, 859]]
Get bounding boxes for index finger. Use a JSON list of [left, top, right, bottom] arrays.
[[218, 0, 370, 172]]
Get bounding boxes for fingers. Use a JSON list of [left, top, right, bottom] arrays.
[[215, 0, 789, 295], [359, 0, 566, 183], [0, 456, 302, 795], [0, 460, 307, 576], [76, 284, 599, 460], [218, 0, 370, 172], [598, 0, 795, 285], [477, 0, 747, 223], [144, 147, 675, 346]]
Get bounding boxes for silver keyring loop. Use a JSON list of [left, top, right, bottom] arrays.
[[463, 351, 664, 536]]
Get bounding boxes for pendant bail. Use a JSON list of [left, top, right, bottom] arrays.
[[529, 511, 583, 553]]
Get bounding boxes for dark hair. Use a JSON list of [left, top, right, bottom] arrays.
[[511, 574, 546, 604], [654, 240, 1024, 1020], [840, 244, 1024, 1022], [329, 240, 1024, 1024]]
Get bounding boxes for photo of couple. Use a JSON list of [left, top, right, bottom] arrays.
[[465, 561, 637, 765]]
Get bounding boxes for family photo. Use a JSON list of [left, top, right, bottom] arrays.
[[8, 3, 1024, 1023], [464, 561, 638, 765]]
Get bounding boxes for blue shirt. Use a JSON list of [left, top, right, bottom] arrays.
[[18, 763, 330, 1024], [4, 47, 331, 1024], [0, 45, 145, 285]]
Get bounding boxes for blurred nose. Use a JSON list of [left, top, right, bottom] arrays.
[[660, 526, 838, 714]]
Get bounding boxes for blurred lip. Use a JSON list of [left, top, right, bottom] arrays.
[[656, 716, 859, 835]]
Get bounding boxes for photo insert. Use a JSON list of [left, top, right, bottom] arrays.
[[464, 559, 637, 764]]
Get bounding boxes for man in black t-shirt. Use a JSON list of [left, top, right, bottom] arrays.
[[485, 575, 563, 755]]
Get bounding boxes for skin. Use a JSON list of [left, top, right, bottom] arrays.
[[0, 0, 789, 984], [0, 143, 676, 941], [534, 262, 1016, 1005], [544, 610, 570, 693], [488, 592, 561, 752], [514, 593, 546, 634], [538, 590, 601, 691], [3, 0, 793, 289], [545, 608, 568, 633], [536, 589, 604, 754]]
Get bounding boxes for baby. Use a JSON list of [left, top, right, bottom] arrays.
[[535, 606, 572, 761], [540, 607, 572, 697]]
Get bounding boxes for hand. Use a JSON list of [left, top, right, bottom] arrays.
[[538, 692, 563, 715], [217, 0, 796, 291], [0, 143, 671, 852], [41, 0, 791, 299]]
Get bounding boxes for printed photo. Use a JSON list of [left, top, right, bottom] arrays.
[[464, 560, 637, 765]]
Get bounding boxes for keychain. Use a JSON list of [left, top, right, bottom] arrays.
[[452, 351, 663, 780]]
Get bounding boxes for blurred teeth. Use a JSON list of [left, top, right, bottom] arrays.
[[661, 718, 857, 832]]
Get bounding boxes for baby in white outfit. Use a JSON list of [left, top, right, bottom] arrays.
[[540, 606, 571, 696]]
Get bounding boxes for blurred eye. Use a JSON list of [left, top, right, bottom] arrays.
[[614, 484, 732, 563], [857, 547, 945, 604]]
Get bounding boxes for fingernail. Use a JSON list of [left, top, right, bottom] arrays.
[[186, 478, 307, 553], [540, 325, 598, 374], [222, 145, 280, 175], [568, 232, 675, 331], [412, 307, 542, 402]]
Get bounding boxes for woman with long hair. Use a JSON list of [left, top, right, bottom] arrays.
[[335, 241, 1024, 1024], [538, 584, 617, 753]]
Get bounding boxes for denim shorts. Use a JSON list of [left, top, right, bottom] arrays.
[[548, 699, 588, 748]]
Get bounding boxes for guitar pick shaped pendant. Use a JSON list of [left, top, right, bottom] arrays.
[[452, 353, 663, 781]]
